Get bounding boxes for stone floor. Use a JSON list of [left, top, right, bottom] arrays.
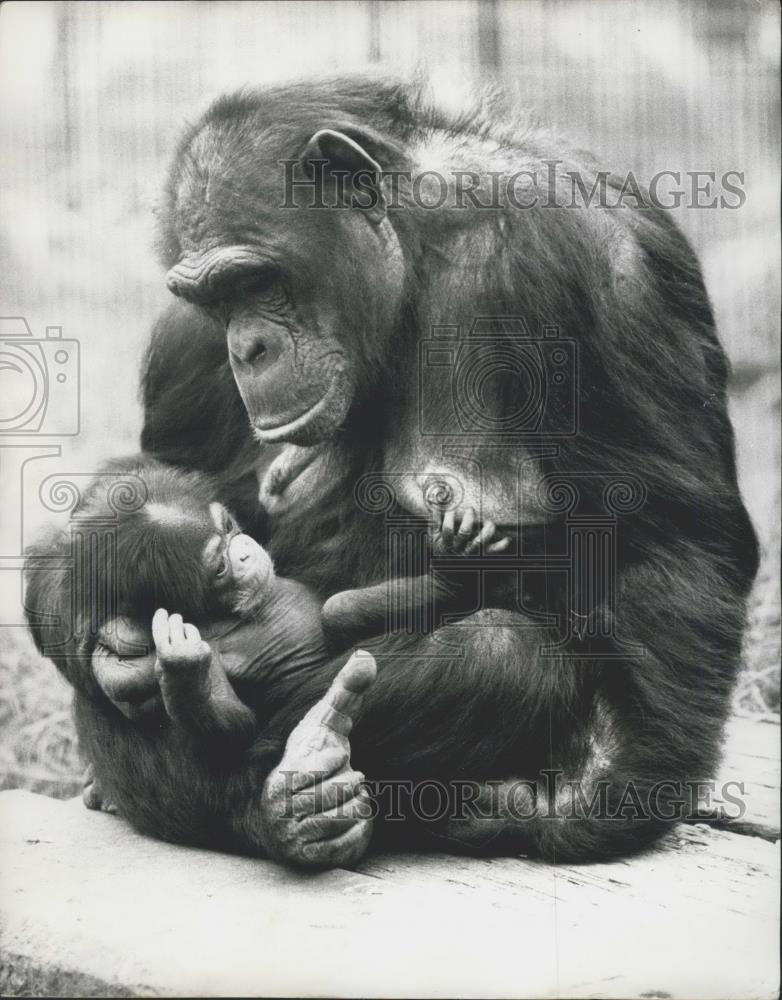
[[0, 717, 779, 999]]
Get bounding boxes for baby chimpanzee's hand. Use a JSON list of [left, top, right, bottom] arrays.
[[152, 608, 212, 726], [151, 609, 257, 742], [430, 507, 511, 557], [152, 609, 212, 671]]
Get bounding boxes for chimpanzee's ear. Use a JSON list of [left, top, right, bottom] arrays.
[[303, 129, 386, 224]]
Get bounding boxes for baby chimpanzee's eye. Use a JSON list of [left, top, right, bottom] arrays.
[[224, 515, 235, 534], [215, 555, 229, 579]]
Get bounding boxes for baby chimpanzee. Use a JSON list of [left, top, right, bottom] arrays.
[[83, 457, 506, 741], [33, 455, 509, 851]]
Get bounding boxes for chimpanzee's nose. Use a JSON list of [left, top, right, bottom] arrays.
[[231, 340, 268, 368], [228, 323, 280, 369], [244, 341, 267, 366]]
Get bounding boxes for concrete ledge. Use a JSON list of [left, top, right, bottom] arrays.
[[1, 718, 779, 998]]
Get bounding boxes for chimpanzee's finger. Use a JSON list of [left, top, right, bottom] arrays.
[[151, 608, 170, 650], [440, 508, 455, 550], [182, 623, 211, 662], [287, 650, 377, 748], [463, 520, 496, 554], [167, 613, 185, 644], [300, 819, 373, 867], [269, 748, 350, 794], [183, 622, 201, 644], [298, 793, 374, 843], [452, 506, 475, 552], [487, 535, 511, 553], [291, 769, 367, 818], [459, 506, 476, 534], [429, 509, 446, 555]]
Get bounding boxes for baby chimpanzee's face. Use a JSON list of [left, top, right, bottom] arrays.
[[204, 503, 275, 612]]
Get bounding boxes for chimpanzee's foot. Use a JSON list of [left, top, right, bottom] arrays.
[[259, 650, 376, 870], [81, 764, 118, 815]]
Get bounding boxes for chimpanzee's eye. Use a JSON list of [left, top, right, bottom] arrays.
[[238, 267, 287, 306], [200, 299, 231, 325], [215, 555, 229, 579], [224, 515, 235, 535]]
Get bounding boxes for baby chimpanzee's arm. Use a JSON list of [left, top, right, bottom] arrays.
[[151, 609, 257, 745], [321, 508, 509, 649]]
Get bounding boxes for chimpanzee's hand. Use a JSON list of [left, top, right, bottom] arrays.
[[431, 506, 511, 557], [259, 650, 376, 870], [152, 608, 213, 726], [92, 616, 162, 721], [152, 608, 212, 670]]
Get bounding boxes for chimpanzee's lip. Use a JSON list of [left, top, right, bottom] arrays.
[[251, 373, 348, 445], [252, 394, 331, 444]]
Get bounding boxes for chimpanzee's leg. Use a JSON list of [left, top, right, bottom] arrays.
[[401, 553, 745, 862]]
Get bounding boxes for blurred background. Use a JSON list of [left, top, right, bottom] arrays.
[[1, 0, 779, 796]]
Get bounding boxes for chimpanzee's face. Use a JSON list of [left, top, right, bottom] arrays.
[[162, 124, 405, 446], [204, 503, 274, 612]]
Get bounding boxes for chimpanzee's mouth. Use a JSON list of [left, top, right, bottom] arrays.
[[253, 396, 323, 438], [251, 371, 351, 446]]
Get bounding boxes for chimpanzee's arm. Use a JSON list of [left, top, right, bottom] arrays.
[[321, 574, 453, 650], [321, 508, 510, 649], [151, 609, 257, 746]]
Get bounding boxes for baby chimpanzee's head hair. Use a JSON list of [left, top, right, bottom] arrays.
[[78, 457, 229, 622], [68, 455, 277, 628], [25, 456, 274, 676]]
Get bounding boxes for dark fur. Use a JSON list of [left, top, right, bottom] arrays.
[[27, 78, 758, 862]]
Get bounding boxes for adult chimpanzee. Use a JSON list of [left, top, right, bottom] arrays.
[[28, 77, 757, 868]]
